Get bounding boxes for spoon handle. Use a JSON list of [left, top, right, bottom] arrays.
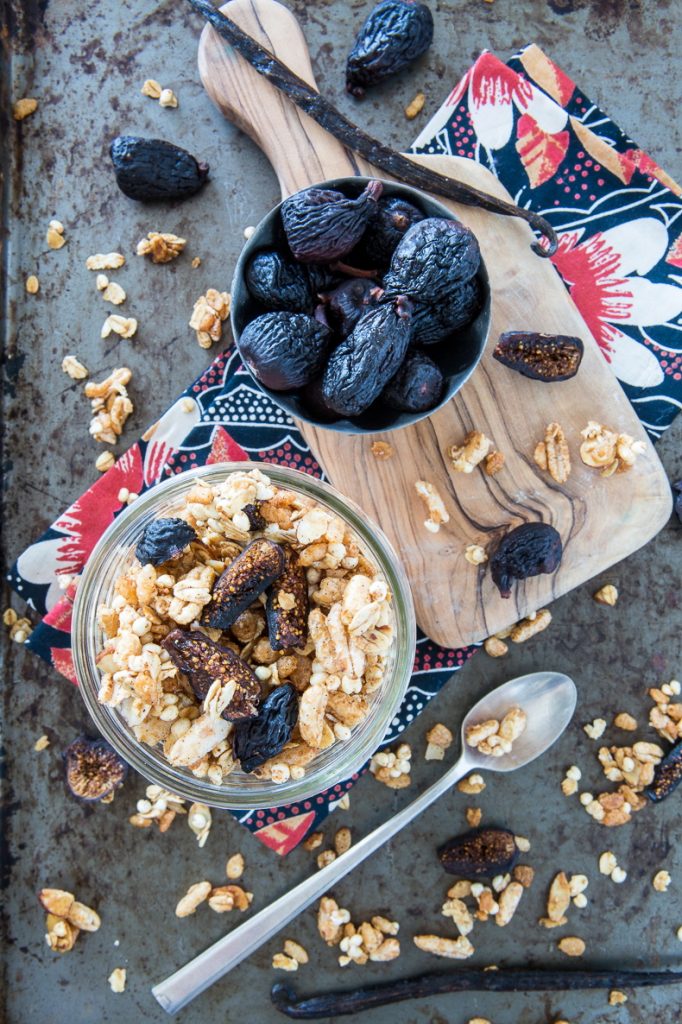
[[152, 755, 471, 1014]]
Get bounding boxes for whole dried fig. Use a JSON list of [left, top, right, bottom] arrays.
[[245, 250, 315, 312], [239, 312, 331, 391], [382, 350, 444, 412], [490, 522, 563, 599], [135, 517, 197, 566], [411, 278, 482, 346], [232, 684, 299, 773], [109, 136, 209, 201], [353, 196, 425, 267], [383, 217, 480, 303], [319, 278, 383, 336], [346, 0, 434, 98], [322, 296, 413, 417], [281, 180, 383, 263]]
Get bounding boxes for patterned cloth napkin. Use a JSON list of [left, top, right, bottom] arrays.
[[8, 45, 681, 855]]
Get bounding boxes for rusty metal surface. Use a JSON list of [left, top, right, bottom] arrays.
[[1, 1, 681, 1022]]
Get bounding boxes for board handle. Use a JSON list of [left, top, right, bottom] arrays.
[[198, 0, 364, 197]]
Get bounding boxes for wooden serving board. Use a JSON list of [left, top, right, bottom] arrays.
[[198, 0, 672, 649]]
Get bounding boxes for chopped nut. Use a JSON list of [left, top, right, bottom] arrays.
[[484, 636, 508, 658], [466, 807, 482, 827], [226, 853, 245, 880], [465, 544, 488, 565], [533, 422, 571, 483], [108, 967, 126, 993], [34, 734, 50, 751], [13, 97, 38, 120], [515, 835, 531, 852], [189, 288, 231, 348], [513, 865, 534, 888], [370, 440, 393, 460], [510, 608, 552, 643], [45, 914, 79, 953], [414, 479, 449, 533], [334, 827, 352, 855], [653, 869, 671, 892], [141, 78, 162, 98], [95, 451, 115, 472], [594, 584, 618, 606], [584, 718, 607, 740], [447, 430, 492, 473], [405, 91, 426, 119], [413, 934, 474, 959], [547, 872, 571, 923], [557, 936, 585, 957], [441, 897, 474, 936], [67, 901, 101, 932], [613, 711, 637, 731], [191, 256, 202, 268], [272, 953, 298, 971], [159, 87, 178, 108], [136, 231, 186, 264], [86, 253, 125, 271], [303, 831, 324, 851], [457, 774, 486, 794], [608, 990, 627, 1005], [496, 880, 524, 926], [485, 450, 505, 476], [317, 850, 337, 869], [101, 314, 138, 339], [39, 888, 75, 918], [25, 274, 39, 294], [426, 723, 453, 749], [370, 743, 412, 788], [175, 881, 211, 917], [46, 220, 66, 249], [62, 355, 88, 380], [283, 939, 309, 964], [318, 897, 348, 945], [102, 282, 126, 305], [580, 421, 645, 475]]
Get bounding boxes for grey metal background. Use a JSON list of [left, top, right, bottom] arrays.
[[1, 1, 681, 1022]]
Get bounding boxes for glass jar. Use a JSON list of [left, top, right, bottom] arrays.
[[71, 462, 416, 810]]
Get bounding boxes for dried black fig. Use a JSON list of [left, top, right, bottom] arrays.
[[245, 251, 315, 312], [411, 278, 482, 346], [109, 136, 209, 201], [239, 312, 331, 391], [161, 628, 261, 721], [232, 684, 299, 773], [383, 218, 481, 303], [320, 278, 383, 336], [346, 0, 434, 97], [674, 481, 682, 525], [490, 522, 563, 599], [242, 503, 267, 532], [354, 196, 425, 266], [135, 518, 197, 566], [322, 296, 413, 417], [64, 737, 128, 802], [281, 180, 383, 262], [203, 538, 286, 629], [493, 332, 584, 382], [301, 376, 341, 422], [266, 547, 309, 650], [645, 740, 682, 803], [439, 827, 519, 877], [382, 350, 444, 412]]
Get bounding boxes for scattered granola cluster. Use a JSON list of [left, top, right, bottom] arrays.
[[108, 967, 127, 993], [175, 868, 253, 918], [39, 888, 100, 954], [538, 871, 589, 928], [97, 276, 127, 305], [3, 607, 33, 644], [85, 367, 134, 445], [404, 91, 426, 119], [424, 722, 453, 761], [272, 938, 309, 971], [447, 430, 503, 476], [46, 219, 66, 250], [484, 608, 552, 657], [136, 231, 186, 264], [579, 421, 646, 476], [13, 96, 38, 120], [317, 897, 400, 966], [95, 469, 395, 786], [648, 679, 682, 743], [465, 707, 526, 757], [128, 784, 187, 833], [189, 288, 231, 349], [101, 314, 138, 339], [414, 479, 449, 533], [86, 252, 125, 271], [369, 742, 412, 788], [141, 78, 178, 108]]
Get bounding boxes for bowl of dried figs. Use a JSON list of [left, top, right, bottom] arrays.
[[231, 176, 491, 433], [71, 464, 416, 809]]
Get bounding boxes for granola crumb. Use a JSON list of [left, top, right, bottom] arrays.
[[243, 225, 256, 240], [484, 450, 505, 476], [25, 274, 39, 294], [512, 864, 535, 888], [652, 869, 671, 892], [594, 584, 618, 606], [95, 451, 115, 472], [404, 91, 426, 119], [34, 734, 50, 752], [414, 479, 449, 533], [515, 835, 531, 852], [613, 712, 637, 731], [466, 807, 482, 827], [317, 850, 337, 870], [283, 939, 309, 964], [46, 220, 66, 250], [226, 854, 245, 880], [334, 827, 352, 855], [611, 866, 627, 884], [191, 256, 202, 268], [370, 743, 412, 788], [465, 707, 526, 757], [413, 934, 474, 959], [101, 314, 137, 339], [175, 881, 211, 917], [102, 282, 126, 306], [465, 544, 488, 566], [108, 967, 126, 993], [608, 990, 627, 1005], [189, 288, 231, 348], [370, 440, 393, 460], [584, 718, 607, 740], [484, 636, 508, 658], [510, 608, 551, 644], [457, 774, 486, 794], [13, 97, 38, 120], [447, 430, 492, 473], [159, 87, 178, 108], [86, 252, 125, 271], [141, 79, 162, 98], [337, 793, 350, 810], [557, 936, 585, 957], [136, 232, 186, 264], [62, 355, 88, 380], [303, 831, 324, 851], [272, 952, 298, 971]]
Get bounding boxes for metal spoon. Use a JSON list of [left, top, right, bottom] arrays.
[[152, 670, 576, 1014]]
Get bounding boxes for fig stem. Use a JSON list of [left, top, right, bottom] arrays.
[[185, 0, 557, 258]]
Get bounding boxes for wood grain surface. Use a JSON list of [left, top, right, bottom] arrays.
[[198, 0, 672, 648]]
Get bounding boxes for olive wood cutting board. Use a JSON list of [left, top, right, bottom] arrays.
[[197, 0, 672, 649]]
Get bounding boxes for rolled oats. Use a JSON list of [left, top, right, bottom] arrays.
[[136, 232, 186, 263], [25, 274, 39, 294], [447, 431, 492, 473], [85, 367, 133, 445], [34, 734, 50, 751], [45, 914, 79, 953], [510, 608, 551, 643], [13, 97, 38, 120], [141, 78, 162, 98], [159, 87, 178, 108], [190, 288, 231, 348], [62, 355, 88, 380], [495, 881, 524, 926], [46, 219, 66, 249], [557, 936, 585, 957], [484, 636, 508, 657], [303, 831, 324, 851], [442, 897, 474, 935], [108, 967, 126, 992], [102, 281, 126, 305], [584, 718, 607, 740], [533, 422, 571, 483], [546, 872, 571, 923], [404, 91, 426, 119], [413, 934, 474, 959], [414, 479, 449, 533], [86, 252, 125, 271], [594, 584, 618, 606], [317, 850, 337, 869], [272, 952, 298, 971], [101, 314, 138, 339]]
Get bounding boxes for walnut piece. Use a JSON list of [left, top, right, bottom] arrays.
[[533, 422, 571, 483], [447, 431, 492, 473], [485, 450, 505, 476], [136, 232, 187, 263], [189, 288, 231, 348], [370, 440, 393, 460], [580, 421, 645, 475], [594, 584, 618, 606]]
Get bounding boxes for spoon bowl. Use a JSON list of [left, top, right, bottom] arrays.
[[459, 670, 577, 774]]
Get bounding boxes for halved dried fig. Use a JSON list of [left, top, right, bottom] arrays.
[[645, 740, 682, 803], [161, 628, 260, 721], [439, 827, 519, 877], [203, 538, 286, 629], [64, 737, 128, 801], [266, 547, 309, 651], [493, 332, 584, 382]]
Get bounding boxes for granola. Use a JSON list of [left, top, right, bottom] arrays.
[[13, 97, 38, 120], [26, 274, 39, 294], [136, 232, 186, 263], [95, 469, 395, 786], [414, 479, 449, 533], [189, 289, 231, 348], [40, 888, 100, 953], [370, 742, 411, 788], [404, 91, 426, 119], [317, 899, 400, 966], [108, 968, 126, 993], [465, 707, 526, 757], [447, 431, 492, 473], [85, 367, 133, 445]]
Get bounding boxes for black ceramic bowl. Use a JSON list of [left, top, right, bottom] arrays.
[[231, 176, 491, 434]]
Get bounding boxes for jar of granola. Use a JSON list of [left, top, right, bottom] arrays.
[[72, 463, 415, 809]]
